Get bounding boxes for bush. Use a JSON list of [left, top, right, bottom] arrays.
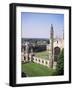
[[22, 72, 27, 77], [56, 49, 64, 75]]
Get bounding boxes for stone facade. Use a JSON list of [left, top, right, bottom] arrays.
[[21, 24, 64, 69]]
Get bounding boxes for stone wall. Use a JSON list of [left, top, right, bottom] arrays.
[[22, 53, 51, 68], [32, 56, 50, 68]]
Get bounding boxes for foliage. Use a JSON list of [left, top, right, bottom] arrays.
[[56, 49, 64, 75]]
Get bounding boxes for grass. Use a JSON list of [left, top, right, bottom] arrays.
[[35, 51, 50, 60], [22, 62, 56, 77]]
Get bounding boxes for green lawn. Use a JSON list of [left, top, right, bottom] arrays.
[[35, 51, 50, 60], [22, 62, 56, 77]]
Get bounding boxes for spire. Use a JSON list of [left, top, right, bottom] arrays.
[[63, 29, 64, 40], [51, 24, 53, 31], [50, 24, 54, 40]]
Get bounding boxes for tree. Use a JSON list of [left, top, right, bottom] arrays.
[[56, 49, 64, 75]]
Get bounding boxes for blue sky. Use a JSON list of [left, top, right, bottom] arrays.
[[21, 12, 64, 39]]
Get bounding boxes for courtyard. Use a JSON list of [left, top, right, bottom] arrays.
[[35, 50, 51, 60], [22, 62, 56, 77]]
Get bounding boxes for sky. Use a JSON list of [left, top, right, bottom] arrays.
[[21, 12, 64, 39]]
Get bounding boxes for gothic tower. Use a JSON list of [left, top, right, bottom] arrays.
[[49, 24, 54, 68]]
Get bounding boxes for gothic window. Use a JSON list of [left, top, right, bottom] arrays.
[[24, 56, 26, 60], [39, 60, 40, 62], [57, 41, 58, 43], [42, 60, 44, 63], [46, 61, 47, 64], [54, 47, 60, 61]]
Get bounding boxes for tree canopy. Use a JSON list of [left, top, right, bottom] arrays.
[[56, 48, 64, 75]]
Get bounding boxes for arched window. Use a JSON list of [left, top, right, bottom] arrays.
[[24, 56, 26, 60], [39, 60, 40, 62], [54, 47, 60, 61], [46, 61, 47, 64], [42, 60, 44, 63]]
